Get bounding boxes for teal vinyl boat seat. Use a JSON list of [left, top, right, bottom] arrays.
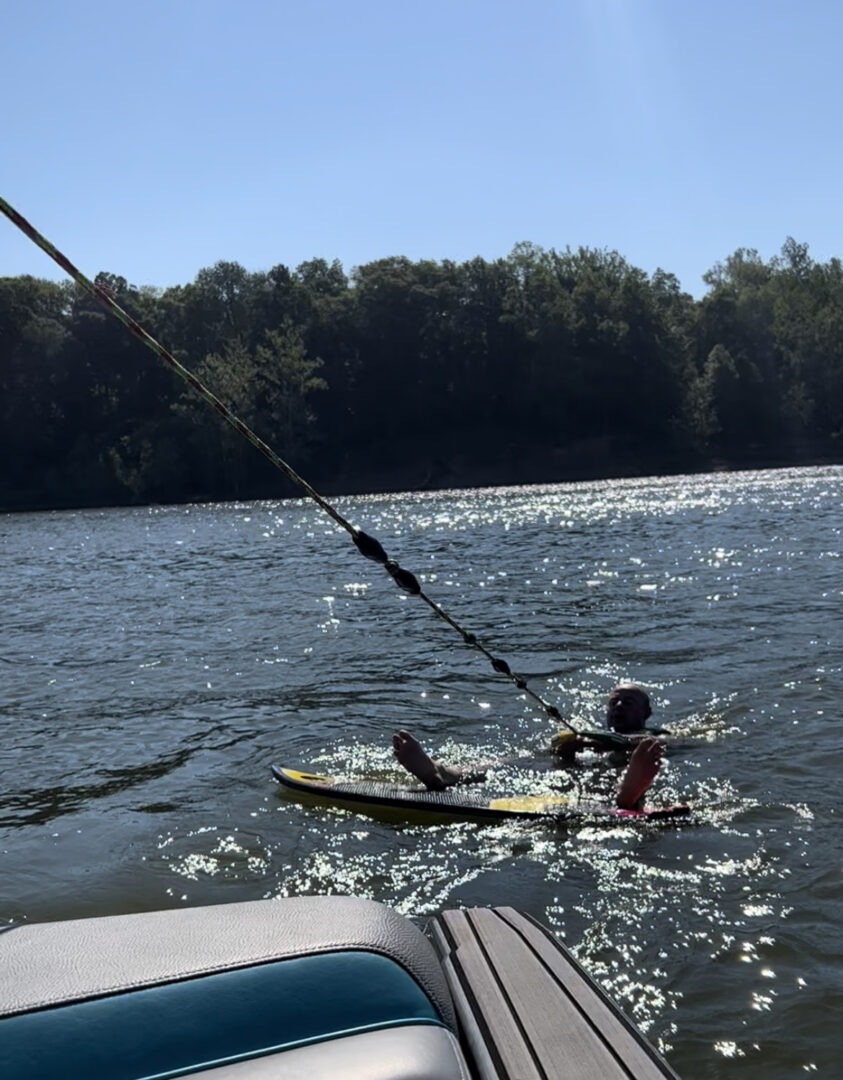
[[0, 896, 468, 1080]]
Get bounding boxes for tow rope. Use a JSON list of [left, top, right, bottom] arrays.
[[1, 195, 628, 750]]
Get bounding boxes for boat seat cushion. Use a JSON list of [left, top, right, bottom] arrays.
[[0, 897, 462, 1080], [1, 895, 455, 1029], [181, 1026, 471, 1080]]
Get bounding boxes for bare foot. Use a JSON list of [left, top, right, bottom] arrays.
[[392, 730, 464, 790], [616, 736, 662, 809]]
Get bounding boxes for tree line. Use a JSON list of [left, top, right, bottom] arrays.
[[1, 238, 840, 510]]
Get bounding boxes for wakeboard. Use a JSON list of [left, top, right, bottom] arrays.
[[272, 766, 690, 824]]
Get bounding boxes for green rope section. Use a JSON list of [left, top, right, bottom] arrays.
[[0, 194, 625, 748]]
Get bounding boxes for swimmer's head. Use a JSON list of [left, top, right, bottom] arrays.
[[606, 684, 652, 733]]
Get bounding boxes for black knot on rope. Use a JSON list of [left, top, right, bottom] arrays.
[[492, 657, 511, 676], [462, 632, 476, 645], [352, 528, 389, 565], [515, 677, 528, 690], [385, 560, 421, 595], [546, 705, 562, 721]]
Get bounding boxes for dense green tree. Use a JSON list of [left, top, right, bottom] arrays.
[[0, 276, 69, 503], [1, 237, 841, 511], [171, 322, 325, 499]]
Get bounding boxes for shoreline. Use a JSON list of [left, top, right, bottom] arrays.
[[2, 451, 840, 515]]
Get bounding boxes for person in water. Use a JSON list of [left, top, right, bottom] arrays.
[[549, 682, 668, 758], [392, 684, 667, 810]]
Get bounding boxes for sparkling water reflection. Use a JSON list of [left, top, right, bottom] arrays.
[[1, 465, 841, 1077]]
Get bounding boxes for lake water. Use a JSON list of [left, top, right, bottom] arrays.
[[2, 465, 841, 1077]]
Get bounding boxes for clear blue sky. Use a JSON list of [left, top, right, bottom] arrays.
[[3, 0, 842, 297]]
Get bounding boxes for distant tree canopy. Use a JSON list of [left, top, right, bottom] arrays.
[[1, 239, 840, 510]]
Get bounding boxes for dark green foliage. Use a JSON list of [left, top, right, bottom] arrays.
[[0, 238, 840, 510]]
